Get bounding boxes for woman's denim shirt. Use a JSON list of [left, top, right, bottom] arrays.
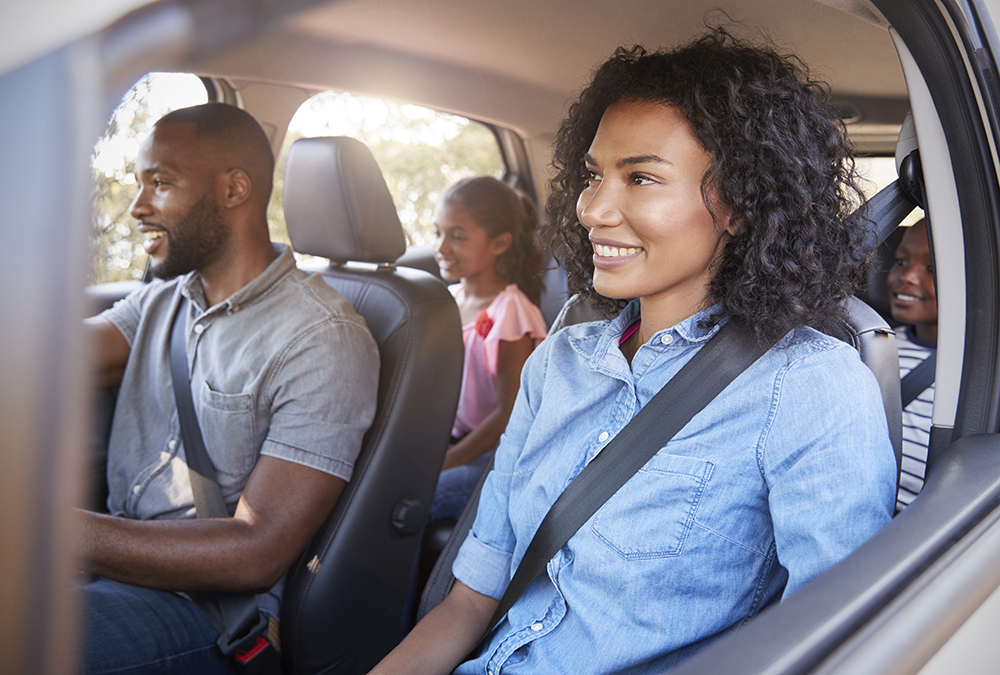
[[453, 302, 896, 674]]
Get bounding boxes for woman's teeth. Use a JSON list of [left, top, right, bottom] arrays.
[[594, 244, 641, 257], [895, 292, 921, 302]]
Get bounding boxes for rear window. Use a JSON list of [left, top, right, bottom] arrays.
[[857, 156, 925, 226], [90, 81, 503, 283], [272, 90, 504, 250]]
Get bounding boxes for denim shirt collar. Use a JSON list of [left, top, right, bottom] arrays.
[[569, 300, 726, 377], [181, 243, 295, 314]]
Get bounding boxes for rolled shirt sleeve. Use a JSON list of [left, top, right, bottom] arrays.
[[452, 330, 549, 599]]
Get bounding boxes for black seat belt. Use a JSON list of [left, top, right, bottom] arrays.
[[169, 296, 279, 674], [482, 321, 774, 638], [900, 351, 936, 409]]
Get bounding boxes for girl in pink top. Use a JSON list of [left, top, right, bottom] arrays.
[[430, 176, 548, 520]]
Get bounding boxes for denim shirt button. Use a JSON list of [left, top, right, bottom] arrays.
[[132, 484, 141, 495], [530, 622, 543, 631], [598, 432, 609, 442], [168, 439, 178, 451], [660, 333, 673, 345]]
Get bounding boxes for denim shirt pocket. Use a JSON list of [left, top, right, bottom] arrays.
[[197, 381, 257, 478], [591, 453, 714, 559]]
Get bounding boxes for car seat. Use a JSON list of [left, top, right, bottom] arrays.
[[279, 136, 463, 674]]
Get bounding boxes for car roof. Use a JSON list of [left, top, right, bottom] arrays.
[[197, 0, 906, 144], [3, 0, 908, 154]]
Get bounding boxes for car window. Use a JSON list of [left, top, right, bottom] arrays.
[[272, 90, 504, 254], [90, 81, 504, 283], [90, 73, 209, 284], [858, 155, 925, 225]]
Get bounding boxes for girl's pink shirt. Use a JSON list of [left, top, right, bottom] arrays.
[[450, 284, 547, 437]]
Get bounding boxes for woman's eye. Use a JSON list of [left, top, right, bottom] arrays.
[[585, 170, 601, 184], [630, 173, 654, 186]]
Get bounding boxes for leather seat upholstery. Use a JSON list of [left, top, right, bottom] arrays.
[[280, 136, 463, 674]]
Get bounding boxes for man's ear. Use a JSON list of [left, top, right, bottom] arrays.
[[218, 168, 252, 208], [490, 231, 513, 256]]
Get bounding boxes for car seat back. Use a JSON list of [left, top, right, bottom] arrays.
[[280, 136, 463, 674]]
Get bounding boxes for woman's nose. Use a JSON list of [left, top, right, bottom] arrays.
[[577, 182, 621, 230]]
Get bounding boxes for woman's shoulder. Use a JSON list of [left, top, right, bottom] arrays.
[[771, 325, 876, 385]]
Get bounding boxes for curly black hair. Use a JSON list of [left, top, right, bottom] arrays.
[[441, 176, 545, 305], [543, 27, 871, 344]]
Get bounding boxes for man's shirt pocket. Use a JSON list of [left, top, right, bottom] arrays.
[[198, 381, 257, 478]]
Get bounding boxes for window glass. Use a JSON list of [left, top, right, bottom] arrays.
[[271, 91, 504, 252], [857, 155, 925, 226], [90, 73, 208, 283]]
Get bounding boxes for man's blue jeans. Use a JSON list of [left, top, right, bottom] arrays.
[[80, 577, 237, 675]]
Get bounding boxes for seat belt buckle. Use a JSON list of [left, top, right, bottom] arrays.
[[217, 612, 280, 673], [233, 635, 281, 674], [217, 610, 269, 656]]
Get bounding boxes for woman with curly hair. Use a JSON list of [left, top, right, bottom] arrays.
[[371, 28, 896, 675]]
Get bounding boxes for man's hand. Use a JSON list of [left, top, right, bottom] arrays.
[[77, 456, 345, 592]]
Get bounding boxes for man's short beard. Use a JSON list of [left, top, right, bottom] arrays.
[[151, 192, 231, 280]]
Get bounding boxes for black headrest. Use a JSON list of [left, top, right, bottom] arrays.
[[283, 136, 407, 264]]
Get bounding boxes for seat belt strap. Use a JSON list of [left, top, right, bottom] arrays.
[[864, 178, 918, 249], [168, 295, 272, 662], [482, 321, 774, 638], [900, 351, 936, 409], [169, 299, 229, 520]]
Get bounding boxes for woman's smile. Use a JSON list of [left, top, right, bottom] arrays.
[[590, 236, 644, 268]]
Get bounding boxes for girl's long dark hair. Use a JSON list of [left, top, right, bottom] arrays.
[[441, 176, 545, 305]]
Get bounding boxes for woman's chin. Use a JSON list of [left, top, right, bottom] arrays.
[[592, 283, 633, 301]]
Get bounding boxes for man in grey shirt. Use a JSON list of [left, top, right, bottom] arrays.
[[79, 103, 379, 674]]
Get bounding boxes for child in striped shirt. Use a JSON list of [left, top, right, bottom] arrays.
[[887, 220, 937, 511]]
